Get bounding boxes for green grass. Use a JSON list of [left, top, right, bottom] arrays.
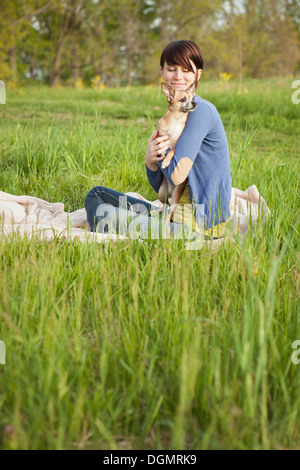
[[0, 77, 299, 449]]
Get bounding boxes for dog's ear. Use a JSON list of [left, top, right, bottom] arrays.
[[161, 82, 176, 102], [186, 82, 196, 96]]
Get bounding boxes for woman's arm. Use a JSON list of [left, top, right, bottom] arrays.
[[145, 130, 170, 171], [145, 130, 171, 193]]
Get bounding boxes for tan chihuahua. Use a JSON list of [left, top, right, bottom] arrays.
[[157, 81, 196, 221]]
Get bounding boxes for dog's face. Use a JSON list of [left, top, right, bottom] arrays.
[[161, 82, 196, 113]]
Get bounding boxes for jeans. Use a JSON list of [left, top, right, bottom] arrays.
[[84, 186, 199, 240]]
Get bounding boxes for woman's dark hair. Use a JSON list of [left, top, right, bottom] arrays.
[[160, 40, 204, 88]]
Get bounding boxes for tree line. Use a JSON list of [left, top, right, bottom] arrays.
[[0, 0, 299, 87]]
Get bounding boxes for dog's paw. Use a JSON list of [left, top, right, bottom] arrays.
[[161, 159, 169, 169]]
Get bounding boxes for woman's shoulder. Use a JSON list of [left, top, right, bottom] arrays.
[[193, 95, 222, 122], [194, 95, 218, 112]]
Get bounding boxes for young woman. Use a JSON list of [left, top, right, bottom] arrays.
[[84, 40, 232, 240]]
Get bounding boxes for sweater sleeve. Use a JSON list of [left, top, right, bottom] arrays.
[[158, 100, 213, 185], [145, 163, 164, 194]]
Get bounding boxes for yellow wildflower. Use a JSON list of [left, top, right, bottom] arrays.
[[74, 79, 84, 90], [219, 72, 231, 82], [91, 75, 105, 90]]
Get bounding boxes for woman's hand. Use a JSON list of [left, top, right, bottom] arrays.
[[144, 130, 171, 171]]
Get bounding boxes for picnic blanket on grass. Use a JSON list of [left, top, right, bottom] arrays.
[[0, 186, 271, 248]]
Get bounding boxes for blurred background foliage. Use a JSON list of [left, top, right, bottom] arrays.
[[0, 0, 299, 88]]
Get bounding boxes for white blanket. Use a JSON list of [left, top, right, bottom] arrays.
[[0, 186, 271, 247]]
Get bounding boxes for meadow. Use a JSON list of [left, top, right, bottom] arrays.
[[0, 77, 299, 450]]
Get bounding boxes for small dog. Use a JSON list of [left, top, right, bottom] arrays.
[[157, 82, 196, 221]]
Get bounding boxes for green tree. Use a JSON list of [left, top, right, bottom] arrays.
[[140, 0, 224, 84], [203, 0, 300, 78], [0, 0, 54, 82]]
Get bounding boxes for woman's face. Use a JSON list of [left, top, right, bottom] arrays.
[[160, 61, 202, 91]]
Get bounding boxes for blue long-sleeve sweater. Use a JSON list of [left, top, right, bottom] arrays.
[[145, 94, 232, 229]]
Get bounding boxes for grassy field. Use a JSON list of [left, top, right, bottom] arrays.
[[0, 77, 299, 450]]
